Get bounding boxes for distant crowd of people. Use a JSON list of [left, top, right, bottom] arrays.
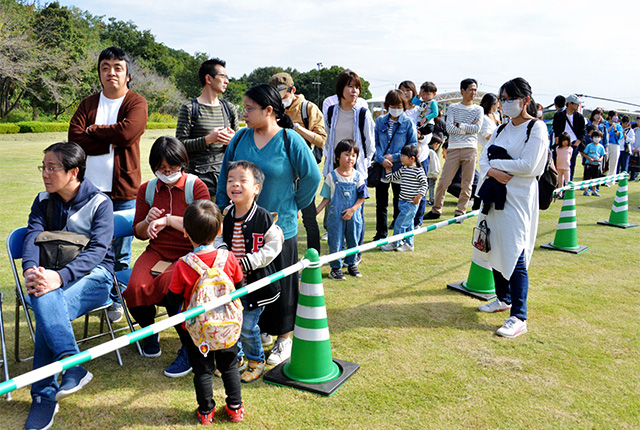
[[19, 45, 639, 430]]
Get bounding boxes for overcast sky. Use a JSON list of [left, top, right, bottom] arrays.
[[58, 0, 640, 112]]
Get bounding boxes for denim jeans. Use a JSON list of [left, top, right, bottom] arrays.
[[414, 158, 430, 227], [618, 151, 630, 173], [111, 199, 135, 303], [493, 251, 528, 320], [30, 265, 113, 401], [238, 300, 265, 362], [394, 200, 419, 246], [111, 199, 135, 272]]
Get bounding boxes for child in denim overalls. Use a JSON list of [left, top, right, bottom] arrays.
[[316, 139, 369, 280]]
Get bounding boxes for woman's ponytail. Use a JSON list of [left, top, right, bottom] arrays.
[[245, 84, 294, 129]]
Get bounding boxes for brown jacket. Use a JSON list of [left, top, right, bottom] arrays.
[[68, 91, 148, 200]]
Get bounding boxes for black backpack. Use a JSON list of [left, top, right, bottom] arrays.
[[190, 98, 237, 132], [494, 119, 558, 210], [300, 99, 324, 164], [326, 104, 369, 159]]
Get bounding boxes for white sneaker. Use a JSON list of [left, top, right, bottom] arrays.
[[496, 316, 527, 338], [478, 299, 512, 313], [261, 333, 274, 347], [395, 243, 414, 252], [267, 337, 292, 365], [380, 243, 399, 252], [106, 303, 124, 323], [321, 232, 328, 241]]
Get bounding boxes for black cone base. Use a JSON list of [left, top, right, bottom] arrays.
[[541, 242, 588, 254], [447, 281, 496, 301], [264, 358, 359, 397], [597, 221, 637, 229]]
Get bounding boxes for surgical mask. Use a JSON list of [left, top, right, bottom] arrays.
[[593, 137, 601, 144], [411, 95, 422, 106], [389, 108, 404, 118], [282, 96, 293, 108], [537, 110, 543, 118], [502, 99, 523, 118], [155, 170, 182, 184], [612, 116, 619, 123]]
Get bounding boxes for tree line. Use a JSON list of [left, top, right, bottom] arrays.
[[0, 0, 371, 122]]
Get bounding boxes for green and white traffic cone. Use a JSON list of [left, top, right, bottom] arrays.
[[448, 248, 496, 300], [542, 188, 588, 254], [263, 248, 359, 396], [598, 176, 637, 228]]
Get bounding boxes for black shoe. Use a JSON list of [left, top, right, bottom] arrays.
[[347, 264, 362, 277], [142, 333, 161, 358], [372, 233, 387, 241], [328, 268, 346, 281], [424, 211, 440, 220]]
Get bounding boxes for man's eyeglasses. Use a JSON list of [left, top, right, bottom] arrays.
[[212, 73, 230, 80], [38, 165, 65, 173]]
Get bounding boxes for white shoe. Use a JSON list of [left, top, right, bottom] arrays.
[[106, 303, 123, 323], [321, 232, 328, 241], [267, 337, 292, 365], [478, 299, 512, 313], [496, 316, 527, 338], [380, 243, 399, 252], [261, 333, 274, 347], [395, 243, 414, 252]]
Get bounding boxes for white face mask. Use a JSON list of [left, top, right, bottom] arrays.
[[593, 137, 601, 144], [502, 99, 523, 118], [155, 170, 182, 184], [537, 110, 543, 118], [389, 108, 404, 118], [282, 96, 293, 108]]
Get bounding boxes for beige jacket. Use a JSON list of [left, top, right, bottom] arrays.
[[285, 94, 327, 149]]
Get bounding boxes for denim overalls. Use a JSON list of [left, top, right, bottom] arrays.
[[327, 170, 363, 269]]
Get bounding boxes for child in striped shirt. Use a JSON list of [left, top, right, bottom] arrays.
[[381, 145, 428, 252]]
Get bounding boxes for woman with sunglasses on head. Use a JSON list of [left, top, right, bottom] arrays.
[[124, 136, 210, 376], [215, 84, 321, 366], [476, 78, 548, 339]]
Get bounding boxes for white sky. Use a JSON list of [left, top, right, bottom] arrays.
[[58, 0, 640, 112]]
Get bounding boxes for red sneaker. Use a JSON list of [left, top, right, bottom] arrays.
[[197, 409, 214, 425], [224, 404, 245, 423]]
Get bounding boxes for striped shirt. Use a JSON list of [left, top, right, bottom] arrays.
[[231, 221, 246, 263], [445, 103, 484, 150], [385, 165, 428, 201], [175, 101, 239, 154]]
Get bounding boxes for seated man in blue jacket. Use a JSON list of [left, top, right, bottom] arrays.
[[22, 142, 114, 430]]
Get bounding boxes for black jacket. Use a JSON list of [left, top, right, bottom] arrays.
[[553, 110, 586, 143]]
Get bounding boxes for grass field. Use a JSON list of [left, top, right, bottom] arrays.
[[1, 130, 639, 429]]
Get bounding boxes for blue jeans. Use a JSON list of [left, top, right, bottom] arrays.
[[111, 199, 135, 272], [394, 200, 419, 246], [31, 265, 113, 401], [111, 199, 135, 303], [618, 151, 630, 173], [238, 300, 265, 362], [414, 158, 430, 227], [493, 251, 528, 320]]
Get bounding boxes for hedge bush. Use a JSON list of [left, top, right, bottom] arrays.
[[146, 122, 177, 130], [0, 123, 21, 134], [17, 121, 70, 133]]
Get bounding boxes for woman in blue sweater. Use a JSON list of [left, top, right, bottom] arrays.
[[216, 84, 321, 365]]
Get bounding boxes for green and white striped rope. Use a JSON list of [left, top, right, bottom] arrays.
[[0, 211, 478, 397], [553, 172, 628, 194]]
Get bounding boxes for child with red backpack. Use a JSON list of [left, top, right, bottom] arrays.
[[165, 199, 245, 424]]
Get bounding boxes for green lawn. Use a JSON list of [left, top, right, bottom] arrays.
[[1, 130, 639, 429]]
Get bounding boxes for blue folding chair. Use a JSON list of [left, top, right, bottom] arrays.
[[7, 226, 123, 366]]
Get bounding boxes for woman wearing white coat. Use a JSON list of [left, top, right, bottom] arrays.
[[476, 78, 548, 338]]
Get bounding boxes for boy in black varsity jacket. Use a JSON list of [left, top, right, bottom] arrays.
[[215, 160, 283, 383]]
